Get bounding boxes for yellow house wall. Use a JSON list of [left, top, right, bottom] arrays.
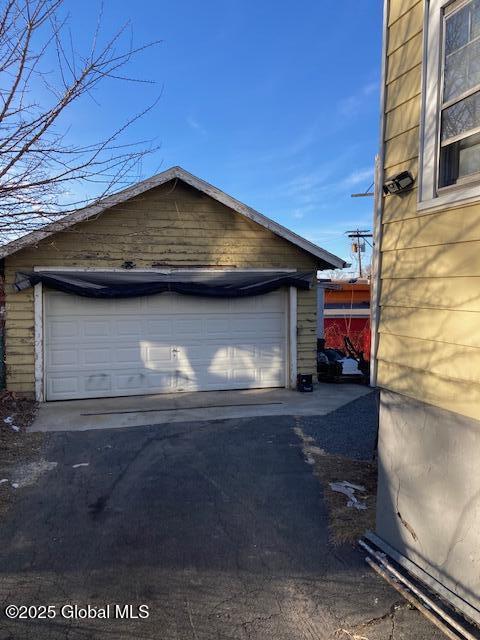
[[377, 0, 480, 422], [4, 181, 319, 396]]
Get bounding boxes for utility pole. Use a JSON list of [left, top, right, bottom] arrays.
[[345, 229, 373, 277]]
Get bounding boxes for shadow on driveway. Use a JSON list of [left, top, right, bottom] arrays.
[[0, 393, 443, 639]]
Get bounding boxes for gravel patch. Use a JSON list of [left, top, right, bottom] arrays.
[[299, 389, 379, 460]]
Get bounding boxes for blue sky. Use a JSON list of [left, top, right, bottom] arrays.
[[60, 0, 383, 269]]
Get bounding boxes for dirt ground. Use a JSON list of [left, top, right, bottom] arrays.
[[295, 421, 377, 546], [0, 392, 44, 516]]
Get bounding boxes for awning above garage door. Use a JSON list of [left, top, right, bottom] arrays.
[[15, 270, 313, 299]]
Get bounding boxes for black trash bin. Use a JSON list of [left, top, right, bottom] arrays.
[[297, 373, 313, 392]]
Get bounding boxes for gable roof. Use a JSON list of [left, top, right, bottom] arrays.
[[0, 166, 347, 269]]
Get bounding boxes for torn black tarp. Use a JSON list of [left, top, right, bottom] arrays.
[[14, 270, 313, 299]]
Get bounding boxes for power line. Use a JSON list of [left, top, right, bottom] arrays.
[[345, 229, 373, 277]]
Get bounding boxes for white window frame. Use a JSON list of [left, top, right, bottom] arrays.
[[419, 0, 480, 210]]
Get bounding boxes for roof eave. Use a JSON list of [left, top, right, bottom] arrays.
[[0, 166, 347, 269]]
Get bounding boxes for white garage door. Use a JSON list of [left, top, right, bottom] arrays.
[[44, 290, 287, 400]]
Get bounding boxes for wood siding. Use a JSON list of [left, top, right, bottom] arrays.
[[377, 0, 480, 421], [4, 181, 318, 395]]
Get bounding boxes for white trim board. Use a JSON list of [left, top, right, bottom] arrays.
[[316, 286, 325, 338], [288, 286, 298, 389], [0, 166, 347, 269], [34, 282, 44, 402], [370, 0, 389, 388]]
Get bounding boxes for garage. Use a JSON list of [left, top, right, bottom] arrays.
[[44, 287, 289, 401], [1, 167, 347, 400]]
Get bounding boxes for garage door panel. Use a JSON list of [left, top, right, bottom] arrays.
[[49, 348, 77, 367], [116, 319, 142, 337], [115, 347, 144, 365], [230, 292, 284, 312], [83, 348, 111, 366], [147, 372, 175, 391], [84, 373, 112, 393], [145, 294, 180, 313], [48, 376, 79, 396], [145, 319, 173, 337], [204, 344, 231, 361], [83, 319, 110, 338], [116, 372, 149, 391], [49, 320, 79, 339], [143, 344, 174, 367], [175, 319, 203, 337], [45, 290, 287, 400], [231, 367, 263, 383], [231, 316, 283, 335], [259, 344, 283, 359], [206, 318, 230, 335], [46, 293, 79, 314], [260, 371, 284, 385], [231, 344, 256, 359]]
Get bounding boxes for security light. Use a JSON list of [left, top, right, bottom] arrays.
[[383, 171, 415, 195]]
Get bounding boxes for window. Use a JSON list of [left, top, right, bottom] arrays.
[[439, 0, 480, 186], [419, 0, 480, 208]]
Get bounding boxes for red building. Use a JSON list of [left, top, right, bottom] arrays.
[[322, 279, 370, 359]]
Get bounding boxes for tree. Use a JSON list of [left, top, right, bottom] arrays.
[[0, 0, 160, 241]]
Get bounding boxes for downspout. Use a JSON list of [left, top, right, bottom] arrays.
[[369, 0, 389, 387]]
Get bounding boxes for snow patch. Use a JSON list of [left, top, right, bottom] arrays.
[[329, 481, 367, 510], [10, 460, 58, 488], [3, 416, 19, 431]]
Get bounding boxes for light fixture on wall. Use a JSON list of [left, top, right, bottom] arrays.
[[383, 170, 415, 195]]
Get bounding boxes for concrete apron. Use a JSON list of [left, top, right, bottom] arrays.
[[31, 384, 372, 432]]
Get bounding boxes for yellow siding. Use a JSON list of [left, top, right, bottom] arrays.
[[5, 181, 319, 395], [379, 306, 480, 350], [381, 277, 480, 312], [384, 126, 419, 168], [377, 360, 480, 422], [387, 1, 423, 53], [382, 181, 419, 222], [386, 64, 421, 112], [382, 241, 480, 279], [385, 95, 421, 141], [382, 204, 480, 249], [378, 333, 480, 384], [386, 31, 422, 83], [388, 0, 422, 26], [378, 0, 480, 421]]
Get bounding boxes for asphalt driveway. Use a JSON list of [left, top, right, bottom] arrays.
[[0, 394, 442, 639]]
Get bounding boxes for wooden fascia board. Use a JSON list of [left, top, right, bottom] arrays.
[[0, 166, 347, 269]]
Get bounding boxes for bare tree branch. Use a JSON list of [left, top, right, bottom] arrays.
[[0, 0, 161, 240]]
